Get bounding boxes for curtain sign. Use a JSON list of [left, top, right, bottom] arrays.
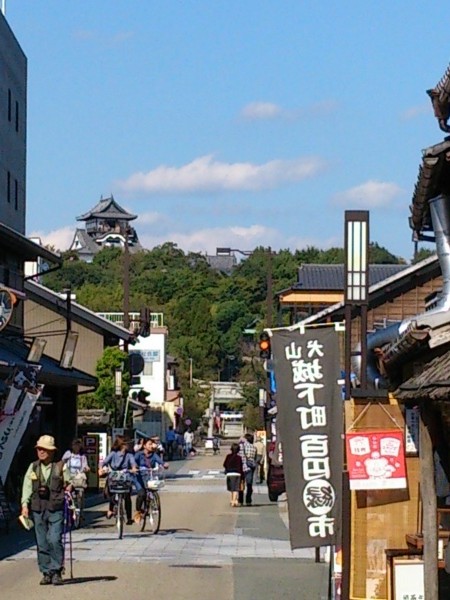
[[346, 430, 407, 490], [271, 328, 342, 549]]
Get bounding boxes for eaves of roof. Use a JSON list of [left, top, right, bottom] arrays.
[[409, 139, 450, 238], [24, 280, 133, 342], [0, 337, 97, 388], [0, 223, 62, 265]]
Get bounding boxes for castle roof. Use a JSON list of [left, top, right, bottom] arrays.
[[77, 196, 137, 222]]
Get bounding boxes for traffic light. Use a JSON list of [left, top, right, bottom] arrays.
[[259, 331, 271, 359]]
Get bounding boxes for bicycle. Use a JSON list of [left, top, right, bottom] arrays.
[[107, 470, 133, 539], [138, 467, 165, 534], [69, 471, 87, 529]]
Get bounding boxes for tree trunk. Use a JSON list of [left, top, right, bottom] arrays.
[[420, 409, 438, 600]]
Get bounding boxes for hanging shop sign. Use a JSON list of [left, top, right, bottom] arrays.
[[346, 429, 407, 490], [271, 327, 342, 549]]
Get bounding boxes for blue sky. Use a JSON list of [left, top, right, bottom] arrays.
[[6, 1, 450, 261]]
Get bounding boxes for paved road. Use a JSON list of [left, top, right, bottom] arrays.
[[0, 450, 329, 599]]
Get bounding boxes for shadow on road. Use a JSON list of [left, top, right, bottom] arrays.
[[158, 528, 193, 535], [63, 575, 117, 585]]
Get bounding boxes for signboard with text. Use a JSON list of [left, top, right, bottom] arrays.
[[83, 435, 99, 489], [272, 327, 342, 548], [346, 430, 407, 490]]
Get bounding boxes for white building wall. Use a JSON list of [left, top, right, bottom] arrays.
[[0, 12, 27, 233], [129, 328, 167, 405]]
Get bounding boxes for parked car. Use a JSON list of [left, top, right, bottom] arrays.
[[266, 440, 285, 502]]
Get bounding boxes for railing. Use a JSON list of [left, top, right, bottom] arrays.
[[97, 312, 164, 330]]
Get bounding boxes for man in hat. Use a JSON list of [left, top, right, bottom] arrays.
[[21, 435, 71, 586]]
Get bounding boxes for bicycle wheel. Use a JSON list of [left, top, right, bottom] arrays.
[[139, 499, 147, 532], [72, 492, 81, 529], [147, 491, 161, 534], [117, 495, 124, 539]]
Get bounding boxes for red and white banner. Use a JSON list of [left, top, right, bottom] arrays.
[[346, 430, 407, 490]]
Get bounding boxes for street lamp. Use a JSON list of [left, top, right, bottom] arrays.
[[342, 209, 369, 600], [344, 210, 369, 396]]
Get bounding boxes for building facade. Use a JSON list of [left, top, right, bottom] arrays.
[[0, 12, 26, 234]]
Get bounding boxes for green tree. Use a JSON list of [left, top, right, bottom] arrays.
[[79, 347, 130, 421]]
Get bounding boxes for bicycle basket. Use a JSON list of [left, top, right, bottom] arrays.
[[71, 473, 87, 489], [108, 472, 132, 494], [142, 468, 165, 490]]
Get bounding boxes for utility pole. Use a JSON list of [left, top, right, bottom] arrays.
[[123, 227, 130, 340], [264, 247, 273, 440], [189, 358, 193, 388]]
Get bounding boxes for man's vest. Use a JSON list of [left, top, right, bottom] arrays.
[[30, 460, 65, 512]]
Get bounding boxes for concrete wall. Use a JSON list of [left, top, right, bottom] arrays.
[[0, 13, 27, 233]]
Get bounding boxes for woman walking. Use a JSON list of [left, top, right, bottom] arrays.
[[223, 443, 243, 507]]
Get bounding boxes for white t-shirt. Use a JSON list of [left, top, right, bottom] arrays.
[[62, 451, 88, 474]]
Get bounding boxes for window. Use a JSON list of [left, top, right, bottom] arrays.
[[7, 89, 11, 122], [7, 171, 11, 203], [143, 362, 153, 376], [15, 101, 19, 132], [14, 179, 18, 210]]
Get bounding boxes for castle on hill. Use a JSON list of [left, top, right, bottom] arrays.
[[70, 195, 142, 262]]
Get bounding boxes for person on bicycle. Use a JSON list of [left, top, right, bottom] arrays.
[[62, 439, 90, 482], [99, 436, 137, 525], [62, 439, 90, 524], [133, 437, 168, 523]]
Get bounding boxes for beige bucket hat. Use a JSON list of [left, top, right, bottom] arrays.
[[35, 435, 57, 451]]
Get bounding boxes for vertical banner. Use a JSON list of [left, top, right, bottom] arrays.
[[3, 364, 42, 415], [0, 384, 43, 483], [272, 327, 342, 548]]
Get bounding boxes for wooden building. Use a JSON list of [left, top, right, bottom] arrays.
[[297, 253, 448, 599]]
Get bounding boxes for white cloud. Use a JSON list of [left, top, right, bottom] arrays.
[[400, 104, 430, 120], [240, 99, 338, 121], [29, 226, 74, 252], [332, 180, 404, 209], [240, 102, 283, 120], [140, 224, 337, 255], [138, 211, 165, 225], [116, 154, 327, 195]]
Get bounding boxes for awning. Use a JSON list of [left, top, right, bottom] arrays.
[[0, 337, 97, 388]]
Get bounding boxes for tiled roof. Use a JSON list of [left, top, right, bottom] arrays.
[[299, 254, 439, 325], [396, 350, 450, 401], [72, 228, 101, 255], [293, 264, 408, 291], [77, 196, 137, 221]]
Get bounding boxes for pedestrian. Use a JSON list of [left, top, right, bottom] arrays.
[[238, 433, 257, 506], [254, 436, 266, 484], [20, 435, 71, 586], [223, 443, 244, 507], [99, 436, 137, 524], [184, 428, 194, 455], [165, 425, 176, 460]]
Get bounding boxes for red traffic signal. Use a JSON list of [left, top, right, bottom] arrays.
[[259, 332, 271, 359]]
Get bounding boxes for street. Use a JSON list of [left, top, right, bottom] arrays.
[[0, 449, 329, 600]]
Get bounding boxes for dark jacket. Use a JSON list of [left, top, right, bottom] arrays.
[[223, 453, 243, 475], [30, 461, 65, 512]]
